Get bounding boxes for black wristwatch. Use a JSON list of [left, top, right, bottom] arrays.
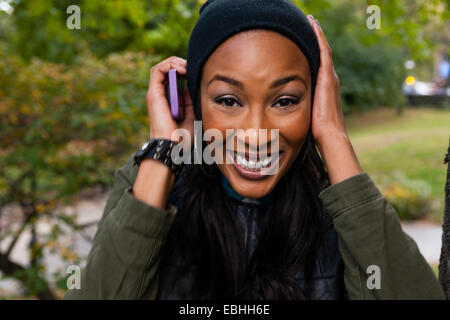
[[133, 138, 183, 176]]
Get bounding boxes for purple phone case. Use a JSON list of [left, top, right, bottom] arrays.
[[167, 69, 184, 120]]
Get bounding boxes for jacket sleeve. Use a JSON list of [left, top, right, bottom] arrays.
[[319, 173, 445, 300], [64, 155, 177, 299]]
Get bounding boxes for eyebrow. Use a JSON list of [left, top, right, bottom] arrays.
[[207, 74, 307, 89]]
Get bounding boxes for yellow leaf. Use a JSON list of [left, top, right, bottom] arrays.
[[20, 105, 30, 114], [9, 114, 18, 124], [99, 100, 108, 110], [36, 203, 45, 213], [110, 112, 122, 120], [32, 89, 41, 99]]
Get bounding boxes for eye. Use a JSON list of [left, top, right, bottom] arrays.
[[272, 97, 300, 108], [214, 96, 243, 108]]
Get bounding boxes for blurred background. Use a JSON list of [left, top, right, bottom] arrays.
[[0, 0, 449, 299]]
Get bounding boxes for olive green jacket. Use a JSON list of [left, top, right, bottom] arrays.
[[65, 156, 445, 300]]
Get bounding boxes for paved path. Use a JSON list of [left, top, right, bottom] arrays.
[[401, 221, 442, 264]]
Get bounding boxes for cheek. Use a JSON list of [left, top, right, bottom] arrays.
[[201, 107, 226, 136], [278, 103, 311, 147], [200, 90, 218, 129], [200, 92, 235, 139], [201, 101, 230, 152]]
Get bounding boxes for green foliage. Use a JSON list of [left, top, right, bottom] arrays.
[[295, 1, 407, 111], [324, 3, 406, 111], [0, 47, 155, 203], [296, 0, 449, 61], [377, 172, 435, 220], [12, 266, 50, 297], [7, 0, 200, 63], [0, 45, 157, 298]]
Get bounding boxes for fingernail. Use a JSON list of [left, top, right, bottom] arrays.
[[307, 15, 320, 28], [315, 18, 321, 28]]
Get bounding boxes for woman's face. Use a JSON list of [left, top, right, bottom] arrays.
[[200, 30, 312, 198]]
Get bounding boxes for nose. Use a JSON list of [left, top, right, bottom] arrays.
[[234, 104, 273, 153]]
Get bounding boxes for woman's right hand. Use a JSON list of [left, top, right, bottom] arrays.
[[133, 57, 194, 209], [146, 56, 195, 146]]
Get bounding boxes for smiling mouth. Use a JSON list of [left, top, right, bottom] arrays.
[[226, 150, 283, 179], [233, 151, 276, 170]]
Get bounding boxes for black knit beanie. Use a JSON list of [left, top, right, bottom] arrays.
[[186, 0, 320, 120]]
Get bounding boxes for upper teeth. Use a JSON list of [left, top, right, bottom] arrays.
[[236, 153, 272, 170]]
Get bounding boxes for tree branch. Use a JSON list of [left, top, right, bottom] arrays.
[[4, 213, 32, 258], [0, 253, 56, 300]]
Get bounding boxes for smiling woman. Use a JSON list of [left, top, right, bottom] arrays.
[[200, 29, 312, 198], [65, 0, 445, 300]]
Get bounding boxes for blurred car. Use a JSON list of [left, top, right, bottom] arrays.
[[402, 76, 450, 105]]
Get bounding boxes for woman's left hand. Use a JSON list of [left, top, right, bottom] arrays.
[[307, 15, 363, 185]]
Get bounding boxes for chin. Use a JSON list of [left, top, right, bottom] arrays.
[[233, 183, 276, 199], [217, 147, 296, 199], [219, 163, 283, 199]]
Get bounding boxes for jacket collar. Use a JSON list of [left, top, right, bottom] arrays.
[[220, 173, 273, 206]]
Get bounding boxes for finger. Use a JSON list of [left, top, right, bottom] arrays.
[[307, 15, 333, 69], [149, 56, 186, 83], [173, 56, 187, 65], [149, 58, 186, 86], [148, 60, 187, 99], [307, 15, 330, 54], [164, 56, 187, 66]]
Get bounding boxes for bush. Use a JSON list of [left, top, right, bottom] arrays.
[[0, 46, 157, 199], [315, 2, 406, 113], [0, 45, 158, 298], [377, 172, 435, 220]]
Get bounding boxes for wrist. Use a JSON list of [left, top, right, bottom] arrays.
[[316, 131, 363, 185], [133, 159, 176, 209], [134, 138, 184, 177], [315, 129, 349, 155], [150, 131, 174, 141]]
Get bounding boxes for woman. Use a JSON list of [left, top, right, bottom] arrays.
[[65, 0, 444, 299]]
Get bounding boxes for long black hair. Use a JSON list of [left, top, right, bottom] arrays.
[[163, 131, 331, 299]]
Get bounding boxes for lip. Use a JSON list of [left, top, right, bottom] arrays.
[[226, 150, 283, 180]]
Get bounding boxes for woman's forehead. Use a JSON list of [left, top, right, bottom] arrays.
[[202, 30, 311, 83], [211, 29, 307, 59]]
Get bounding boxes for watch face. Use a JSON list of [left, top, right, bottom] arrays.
[[141, 138, 154, 151], [141, 140, 150, 150]]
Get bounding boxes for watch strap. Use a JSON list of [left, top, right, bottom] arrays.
[[133, 139, 183, 176]]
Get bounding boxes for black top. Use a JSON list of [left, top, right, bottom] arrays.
[[157, 173, 346, 299]]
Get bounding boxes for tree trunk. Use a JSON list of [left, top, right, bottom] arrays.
[[438, 138, 450, 299]]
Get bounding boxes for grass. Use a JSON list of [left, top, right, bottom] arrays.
[[431, 264, 439, 278], [346, 107, 450, 223]]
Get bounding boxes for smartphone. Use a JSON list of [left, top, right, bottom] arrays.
[[165, 69, 186, 121]]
